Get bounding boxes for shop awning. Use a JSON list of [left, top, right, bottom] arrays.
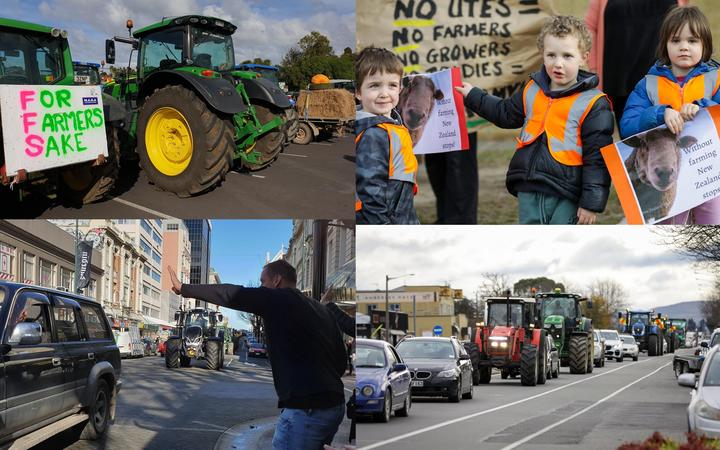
[[142, 315, 175, 328]]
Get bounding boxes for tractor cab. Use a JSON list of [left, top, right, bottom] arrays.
[[0, 19, 72, 85], [73, 61, 101, 85]]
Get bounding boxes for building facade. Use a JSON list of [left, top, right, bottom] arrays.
[[162, 220, 191, 322], [183, 220, 211, 309]]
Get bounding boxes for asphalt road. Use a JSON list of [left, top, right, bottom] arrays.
[[6, 137, 354, 219], [358, 349, 694, 450]]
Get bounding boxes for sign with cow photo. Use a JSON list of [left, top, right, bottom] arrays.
[[399, 67, 469, 154], [601, 106, 720, 224]]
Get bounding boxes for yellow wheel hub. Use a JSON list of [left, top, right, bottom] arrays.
[[145, 107, 193, 176]]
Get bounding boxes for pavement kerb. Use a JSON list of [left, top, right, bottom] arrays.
[[213, 415, 278, 450]]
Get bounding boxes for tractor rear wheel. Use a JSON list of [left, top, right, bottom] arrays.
[[520, 345, 538, 386], [206, 339, 222, 370], [284, 108, 299, 144], [648, 334, 659, 356], [479, 366, 492, 384], [59, 122, 121, 205], [569, 335, 588, 374], [463, 343, 481, 385], [165, 338, 180, 368], [293, 122, 314, 145], [244, 104, 285, 170], [137, 85, 234, 197], [537, 334, 548, 385], [587, 339, 594, 373]]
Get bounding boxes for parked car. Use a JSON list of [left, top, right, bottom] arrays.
[[249, 342, 267, 357], [593, 330, 606, 368], [678, 343, 720, 437], [356, 338, 412, 422], [620, 334, 640, 361], [0, 281, 122, 448], [600, 329, 623, 362], [395, 337, 473, 402]]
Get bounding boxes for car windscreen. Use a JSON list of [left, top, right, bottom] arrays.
[[704, 352, 720, 387], [621, 336, 635, 344], [600, 331, 618, 340], [356, 345, 387, 368], [396, 340, 455, 359]]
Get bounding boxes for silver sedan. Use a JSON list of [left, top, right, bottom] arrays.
[[678, 344, 720, 437]]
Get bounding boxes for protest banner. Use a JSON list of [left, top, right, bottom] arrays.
[[357, 0, 556, 132], [400, 67, 469, 154], [0, 85, 108, 175], [601, 105, 720, 224]]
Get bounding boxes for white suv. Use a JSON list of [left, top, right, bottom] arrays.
[[600, 329, 623, 362], [620, 334, 639, 361]]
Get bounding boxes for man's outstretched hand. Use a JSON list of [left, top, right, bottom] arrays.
[[167, 266, 182, 295]]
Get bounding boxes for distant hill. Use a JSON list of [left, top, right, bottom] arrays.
[[654, 301, 705, 326]]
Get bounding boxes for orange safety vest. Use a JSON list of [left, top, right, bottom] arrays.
[[355, 123, 418, 212], [645, 70, 720, 109], [516, 80, 607, 166]]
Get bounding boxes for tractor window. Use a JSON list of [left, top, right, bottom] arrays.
[[0, 31, 65, 84], [629, 314, 649, 325], [140, 29, 184, 77], [191, 29, 233, 71], [487, 303, 522, 327]]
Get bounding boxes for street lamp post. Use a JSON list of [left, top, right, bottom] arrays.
[[385, 273, 414, 342]]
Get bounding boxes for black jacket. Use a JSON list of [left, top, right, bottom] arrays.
[[326, 302, 355, 336], [180, 283, 347, 409], [464, 68, 614, 212]]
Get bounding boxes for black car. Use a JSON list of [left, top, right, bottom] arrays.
[[395, 337, 473, 402], [0, 282, 122, 447]]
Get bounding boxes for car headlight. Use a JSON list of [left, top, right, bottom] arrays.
[[696, 399, 720, 420], [436, 369, 457, 378], [361, 385, 374, 397]]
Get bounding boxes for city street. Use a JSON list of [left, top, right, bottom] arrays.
[[358, 350, 693, 450], [32, 353, 354, 450], [7, 137, 354, 219]]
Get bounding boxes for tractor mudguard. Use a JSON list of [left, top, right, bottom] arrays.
[[240, 77, 291, 108], [139, 70, 247, 114], [102, 93, 126, 123], [531, 329, 542, 347]]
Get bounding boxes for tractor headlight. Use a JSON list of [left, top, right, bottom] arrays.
[[500, 342, 508, 348], [361, 385, 374, 397], [696, 399, 720, 421], [436, 369, 457, 378]]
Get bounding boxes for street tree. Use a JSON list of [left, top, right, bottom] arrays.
[[279, 32, 355, 91], [654, 225, 720, 268], [582, 294, 613, 329], [688, 318, 697, 332], [699, 319, 707, 334], [513, 277, 565, 296], [477, 272, 511, 297], [588, 278, 628, 314]]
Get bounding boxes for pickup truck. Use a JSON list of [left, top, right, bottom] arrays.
[[672, 329, 720, 378]]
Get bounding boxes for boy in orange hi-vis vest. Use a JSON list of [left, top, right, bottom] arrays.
[[456, 16, 614, 224], [355, 47, 420, 224]]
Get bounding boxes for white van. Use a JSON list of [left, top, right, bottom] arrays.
[[115, 326, 144, 358]]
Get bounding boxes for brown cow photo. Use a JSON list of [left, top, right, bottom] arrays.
[[398, 75, 444, 145], [624, 128, 697, 222]]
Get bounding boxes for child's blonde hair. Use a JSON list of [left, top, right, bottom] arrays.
[[355, 46, 404, 89], [537, 15, 592, 55], [657, 5, 713, 65]]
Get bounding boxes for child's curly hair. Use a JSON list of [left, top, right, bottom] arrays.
[[355, 46, 404, 89], [537, 15, 592, 55]]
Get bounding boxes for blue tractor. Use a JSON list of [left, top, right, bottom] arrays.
[[618, 309, 665, 356]]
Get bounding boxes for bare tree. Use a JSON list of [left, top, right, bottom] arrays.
[[701, 275, 720, 331], [653, 226, 720, 268], [477, 272, 511, 297], [588, 278, 628, 313]]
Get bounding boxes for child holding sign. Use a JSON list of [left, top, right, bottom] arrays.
[[456, 15, 614, 225], [620, 5, 720, 224], [355, 46, 419, 224]]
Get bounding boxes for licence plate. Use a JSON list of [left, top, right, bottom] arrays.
[[411, 381, 424, 387]]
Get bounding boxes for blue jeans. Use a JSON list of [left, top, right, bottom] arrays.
[[272, 404, 345, 450]]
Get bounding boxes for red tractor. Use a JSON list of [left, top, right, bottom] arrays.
[[470, 294, 549, 386]]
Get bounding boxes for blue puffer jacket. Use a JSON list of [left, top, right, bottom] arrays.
[[355, 109, 419, 224], [620, 60, 720, 139]]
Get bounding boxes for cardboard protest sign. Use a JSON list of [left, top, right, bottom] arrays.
[[0, 85, 107, 175], [399, 67, 469, 154], [357, 0, 556, 132], [601, 105, 720, 224]]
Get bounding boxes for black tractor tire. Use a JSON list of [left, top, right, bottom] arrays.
[[520, 345, 539, 386], [479, 366, 492, 384], [293, 122, 314, 145], [80, 379, 111, 440], [244, 103, 285, 170], [165, 338, 181, 368], [284, 108, 299, 144], [463, 342, 482, 385], [448, 379, 461, 402], [59, 122, 121, 205], [537, 335, 548, 385], [137, 85, 234, 197], [375, 388, 392, 422], [395, 393, 411, 417], [501, 370, 509, 380], [587, 339, 594, 373], [648, 334, 659, 356], [569, 335, 589, 374], [206, 339, 222, 370]]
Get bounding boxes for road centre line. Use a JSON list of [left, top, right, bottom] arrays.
[[251, 175, 266, 179], [359, 358, 657, 449], [111, 197, 176, 218], [499, 361, 672, 450], [280, 153, 308, 157]]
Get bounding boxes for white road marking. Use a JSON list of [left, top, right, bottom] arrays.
[[499, 361, 672, 450], [313, 143, 333, 146], [111, 197, 176, 218], [280, 153, 308, 157], [359, 358, 656, 449], [192, 420, 227, 430], [226, 360, 232, 368], [251, 175, 266, 179]]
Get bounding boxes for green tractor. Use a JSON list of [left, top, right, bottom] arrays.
[[668, 318, 688, 348], [105, 16, 291, 197], [536, 290, 594, 374], [0, 17, 124, 205]]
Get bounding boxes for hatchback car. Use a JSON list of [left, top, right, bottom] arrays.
[[356, 338, 412, 422], [600, 329, 623, 362], [0, 281, 122, 448], [249, 342, 267, 357], [396, 337, 473, 402], [593, 330, 606, 367], [679, 343, 720, 437], [620, 334, 639, 361]]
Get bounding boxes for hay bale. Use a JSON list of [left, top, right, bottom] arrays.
[[296, 89, 355, 120]]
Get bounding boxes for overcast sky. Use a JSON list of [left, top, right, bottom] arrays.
[[7, 0, 354, 67], [357, 226, 717, 309]]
